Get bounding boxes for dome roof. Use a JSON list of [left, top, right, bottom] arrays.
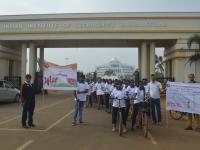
[[110, 57, 120, 63]]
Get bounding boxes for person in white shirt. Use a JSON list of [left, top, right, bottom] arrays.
[[85, 79, 93, 108], [91, 80, 97, 104], [131, 81, 146, 130], [108, 81, 115, 113], [125, 81, 135, 122], [96, 79, 105, 110], [142, 78, 149, 94], [104, 79, 112, 112], [147, 74, 162, 125], [111, 81, 127, 133], [72, 75, 89, 126]]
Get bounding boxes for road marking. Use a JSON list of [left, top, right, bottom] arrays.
[[0, 128, 45, 132], [148, 131, 157, 145], [45, 110, 73, 131], [0, 116, 20, 126], [0, 110, 73, 132], [16, 140, 33, 150], [0, 100, 68, 125]]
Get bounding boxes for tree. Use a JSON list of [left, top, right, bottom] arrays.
[[187, 34, 200, 65], [104, 69, 115, 76], [155, 55, 164, 77], [85, 72, 93, 80]]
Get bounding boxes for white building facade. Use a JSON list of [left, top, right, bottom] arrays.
[[96, 58, 135, 78]]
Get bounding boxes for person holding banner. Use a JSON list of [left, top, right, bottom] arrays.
[[72, 75, 89, 126], [185, 74, 200, 132], [148, 74, 163, 126]]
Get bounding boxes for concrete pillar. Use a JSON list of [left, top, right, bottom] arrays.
[[34, 48, 37, 72], [138, 47, 141, 79], [21, 43, 27, 82], [29, 42, 36, 82], [149, 42, 155, 76], [141, 42, 148, 79], [39, 47, 44, 72], [147, 44, 150, 80]]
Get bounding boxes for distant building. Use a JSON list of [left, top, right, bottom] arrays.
[[95, 58, 135, 79]]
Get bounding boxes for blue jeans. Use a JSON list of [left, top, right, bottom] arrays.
[[151, 98, 162, 123], [73, 101, 85, 123]]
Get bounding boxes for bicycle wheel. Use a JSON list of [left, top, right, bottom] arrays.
[[142, 113, 149, 138], [118, 111, 123, 136], [169, 110, 183, 120]]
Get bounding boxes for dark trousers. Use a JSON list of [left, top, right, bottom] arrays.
[[86, 95, 92, 107], [112, 107, 126, 126], [22, 99, 35, 126], [132, 102, 140, 127], [125, 99, 130, 122], [105, 94, 110, 109], [91, 92, 97, 104], [151, 98, 162, 123], [97, 95, 104, 108]]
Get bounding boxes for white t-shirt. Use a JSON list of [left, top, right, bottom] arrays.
[[111, 89, 126, 108], [96, 82, 105, 95], [92, 82, 97, 92], [134, 87, 145, 104], [76, 82, 89, 101], [104, 83, 113, 94], [148, 81, 162, 99], [127, 86, 136, 99], [109, 84, 115, 93], [87, 82, 94, 96], [144, 85, 149, 94]]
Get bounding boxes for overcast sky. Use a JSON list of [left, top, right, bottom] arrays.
[[0, 0, 200, 72]]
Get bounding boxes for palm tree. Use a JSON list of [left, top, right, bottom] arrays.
[[155, 55, 164, 77], [187, 34, 200, 65]]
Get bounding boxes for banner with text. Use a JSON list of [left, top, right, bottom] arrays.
[[43, 66, 77, 91], [166, 82, 200, 114]]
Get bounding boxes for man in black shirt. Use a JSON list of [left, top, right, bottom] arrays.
[[20, 74, 36, 128]]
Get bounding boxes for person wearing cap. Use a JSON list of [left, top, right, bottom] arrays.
[[20, 74, 36, 128]]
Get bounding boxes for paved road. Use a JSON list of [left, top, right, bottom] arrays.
[[0, 93, 199, 150]]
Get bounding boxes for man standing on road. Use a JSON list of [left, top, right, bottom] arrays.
[[148, 74, 163, 126], [72, 75, 89, 126], [185, 73, 200, 132], [20, 74, 36, 128]]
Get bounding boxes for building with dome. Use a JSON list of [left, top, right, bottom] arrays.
[[95, 58, 135, 79]]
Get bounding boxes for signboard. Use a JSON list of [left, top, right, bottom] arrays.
[[166, 82, 200, 114], [43, 66, 77, 91]]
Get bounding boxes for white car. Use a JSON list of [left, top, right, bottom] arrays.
[[0, 80, 20, 102]]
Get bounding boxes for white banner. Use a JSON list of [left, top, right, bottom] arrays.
[[166, 82, 200, 114], [43, 67, 77, 91]]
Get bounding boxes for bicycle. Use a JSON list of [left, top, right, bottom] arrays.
[[128, 95, 134, 120], [132, 97, 151, 138], [169, 110, 187, 120], [111, 97, 126, 136]]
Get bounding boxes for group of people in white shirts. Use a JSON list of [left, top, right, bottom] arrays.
[[73, 74, 163, 133]]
